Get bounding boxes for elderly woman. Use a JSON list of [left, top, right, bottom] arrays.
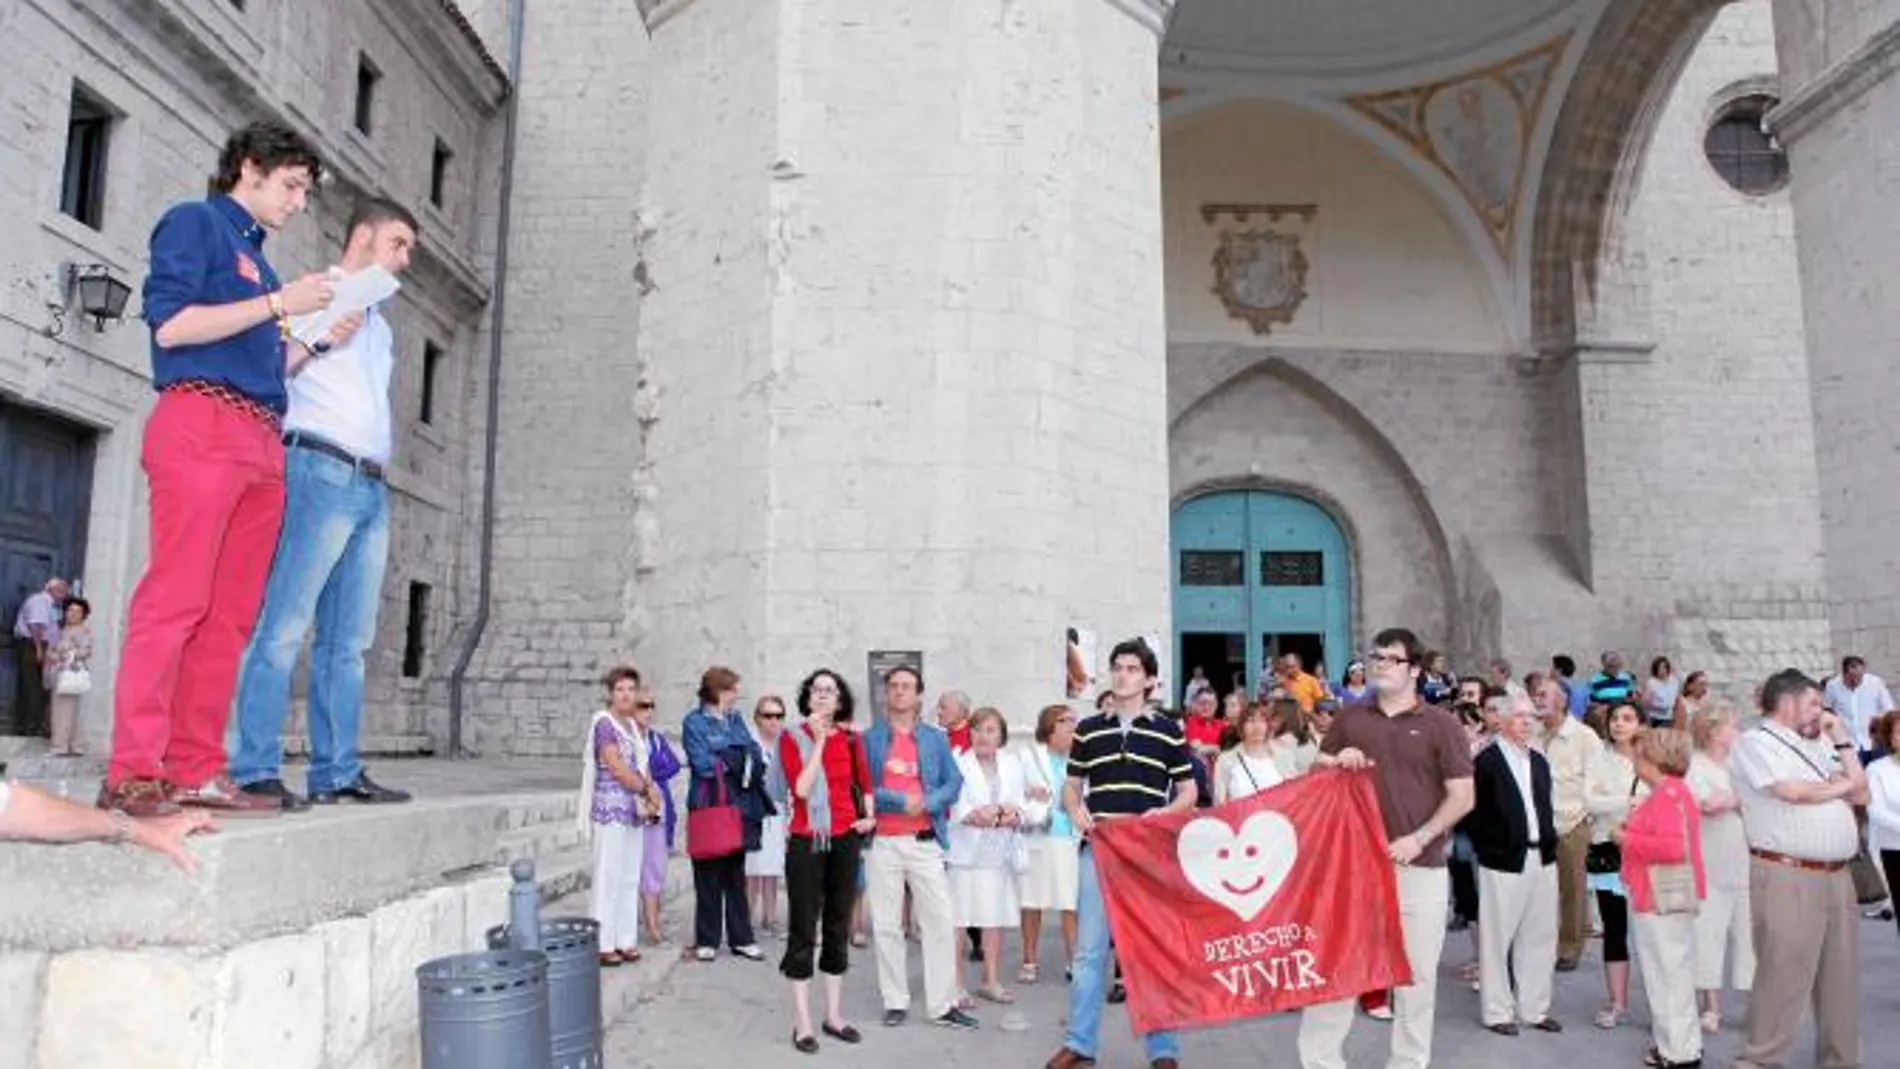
[[640, 713, 683, 945], [948, 707, 1028, 1005], [682, 665, 769, 963], [579, 666, 661, 966], [1618, 728, 1706, 1069], [1686, 700, 1752, 1032], [1017, 703, 1079, 985], [46, 597, 94, 756]]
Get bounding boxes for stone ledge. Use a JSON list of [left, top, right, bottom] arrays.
[[0, 790, 573, 952]]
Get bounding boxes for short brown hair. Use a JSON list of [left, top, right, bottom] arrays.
[[1871, 709, 1900, 755], [970, 706, 1009, 746], [602, 665, 641, 693], [697, 666, 740, 704], [211, 121, 322, 193], [1637, 727, 1693, 777], [1034, 704, 1071, 744]]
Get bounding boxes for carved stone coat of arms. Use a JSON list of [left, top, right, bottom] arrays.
[[1212, 229, 1309, 335]]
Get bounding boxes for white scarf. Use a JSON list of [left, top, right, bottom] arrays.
[[578, 709, 650, 838]]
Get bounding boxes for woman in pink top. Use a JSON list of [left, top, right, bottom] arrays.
[[1615, 728, 1706, 1069]]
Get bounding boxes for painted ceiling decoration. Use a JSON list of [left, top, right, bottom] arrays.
[[1344, 33, 1571, 259]]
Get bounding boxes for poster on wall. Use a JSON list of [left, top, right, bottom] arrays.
[[867, 649, 924, 722], [1067, 626, 1099, 701]]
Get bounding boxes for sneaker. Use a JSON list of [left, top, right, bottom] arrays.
[[694, 947, 716, 962], [732, 944, 765, 961], [176, 775, 280, 817], [933, 1008, 978, 1031], [310, 771, 411, 805], [96, 777, 179, 818], [882, 1009, 907, 1027], [240, 778, 311, 813]]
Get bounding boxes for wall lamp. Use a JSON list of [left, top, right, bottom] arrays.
[[44, 262, 133, 337]]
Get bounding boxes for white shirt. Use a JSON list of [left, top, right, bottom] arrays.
[[1220, 748, 1285, 802], [1822, 673, 1893, 752], [11, 591, 58, 644], [1497, 739, 1540, 845], [1684, 754, 1748, 890], [1729, 721, 1860, 863], [1866, 754, 1900, 857], [285, 302, 396, 464]]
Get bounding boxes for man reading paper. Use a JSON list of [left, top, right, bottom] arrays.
[[227, 198, 419, 810]]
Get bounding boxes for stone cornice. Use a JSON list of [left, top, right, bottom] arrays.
[[640, 0, 1175, 36], [1768, 17, 1900, 145]]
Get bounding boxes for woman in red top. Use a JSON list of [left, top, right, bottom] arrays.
[[1616, 728, 1706, 1069], [779, 668, 875, 1054]]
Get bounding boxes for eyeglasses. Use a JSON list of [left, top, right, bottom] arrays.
[[1365, 652, 1411, 667], [810, 684, 839, 695]]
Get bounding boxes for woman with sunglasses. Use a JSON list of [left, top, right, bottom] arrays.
[[748, 695, 792, 937], [579, 665, 662, 966]]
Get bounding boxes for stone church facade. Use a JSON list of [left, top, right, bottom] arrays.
[[0, 0, 1891, 755]]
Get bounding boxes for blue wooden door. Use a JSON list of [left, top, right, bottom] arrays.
[[1170, 491, 1351, 696], [0, 401, 94, 735]]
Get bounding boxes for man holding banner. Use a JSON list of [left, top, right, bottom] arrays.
[[1299, 628, 1475, 1069], [1046, 638, 1198, 1069]]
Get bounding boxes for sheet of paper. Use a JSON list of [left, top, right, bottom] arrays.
[[288, 265, 401, 346]]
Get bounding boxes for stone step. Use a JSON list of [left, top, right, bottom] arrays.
[[279, 733, 435, 758], [490, 820, 591, 866]]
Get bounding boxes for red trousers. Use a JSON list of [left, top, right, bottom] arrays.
[[108, 392, 285, 788]]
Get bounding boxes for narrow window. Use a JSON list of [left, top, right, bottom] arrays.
[[429, 139, 452, 207], [402, 581, 431, 678], [420, 340, 443, 425], [354, 55, 380, 135], [60, 86, 113, 230]]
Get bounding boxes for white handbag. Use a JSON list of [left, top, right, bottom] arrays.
[[55, 664, 91, 696]]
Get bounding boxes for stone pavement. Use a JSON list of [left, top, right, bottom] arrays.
[[604, 906, 1900, 1068]]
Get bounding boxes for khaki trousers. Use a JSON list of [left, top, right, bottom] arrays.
[[1555, 821, 1591, 962], [1735, 857, 1862, 1069], [1300, 864, 1447, 1069], [1477, 854, 1558, 1025], [865, 835, 957, 1018], [1632, 910, 1701, 1065]]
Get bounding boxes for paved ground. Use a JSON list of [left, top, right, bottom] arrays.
[[605, 900, 1900, 1068]]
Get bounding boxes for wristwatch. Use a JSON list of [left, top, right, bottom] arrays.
[[310, 340, 334, 356], [1834, 742, 1856, 751]]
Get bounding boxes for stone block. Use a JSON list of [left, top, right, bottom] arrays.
[[39, 949, 220, 1069], [318, 916, 374, 1068], [219, 933, 326, 1069], [0, 952, 47, 1069], [461, 870, 513, 949], [367, 883, 467, 1061]]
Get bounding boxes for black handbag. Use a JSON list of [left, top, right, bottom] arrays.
[[1585, 841, 1621, 875]]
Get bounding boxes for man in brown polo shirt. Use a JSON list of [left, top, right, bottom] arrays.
[[1299, 627, 1474, 1069]]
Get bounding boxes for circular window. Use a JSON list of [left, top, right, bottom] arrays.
[[1704, 96, 1788, 195]]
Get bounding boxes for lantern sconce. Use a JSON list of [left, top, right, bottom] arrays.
[[45, 262, 133, 337]]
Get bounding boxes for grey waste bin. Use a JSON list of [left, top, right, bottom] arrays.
[[417, 949, 552, 1069], [488, 917, 604, 1069]]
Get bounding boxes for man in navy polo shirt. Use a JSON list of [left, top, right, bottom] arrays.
[[101, 122, 343, 818]]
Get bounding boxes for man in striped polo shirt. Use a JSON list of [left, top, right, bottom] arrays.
[[1046, 638, 1197, 1069]]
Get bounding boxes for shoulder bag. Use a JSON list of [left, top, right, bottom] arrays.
[[686, 761, 744, 860], [1647, 790, 1700, 916]]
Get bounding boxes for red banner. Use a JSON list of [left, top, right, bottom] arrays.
[[1091, 769, 1411, 1034]]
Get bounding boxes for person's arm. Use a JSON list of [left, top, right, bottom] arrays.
[[951, 756, 990, 826], [1731, 731, 1856, 806], [1619, 795, 1688, 864], [598, 736, 647, 792], [922, 731, 964, 815], [0, 784, 214, 874], [1154, 734, 1198, 817], [680, 712, 718, 778], [1211, 751, 1232, 807], [787, 731, 821, 801]]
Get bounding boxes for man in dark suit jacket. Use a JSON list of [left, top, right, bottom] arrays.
[[1470, 692, 1562, 1035]]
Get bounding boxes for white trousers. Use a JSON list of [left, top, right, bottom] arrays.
[[866, 835, 958, 1017], [1693, 882, 1754, 991], [1300, 864, 1448, 1069], [1476, 855, 1559, 1025], [591, 821, 645, 952], [1633, 910, 1702, 1065]]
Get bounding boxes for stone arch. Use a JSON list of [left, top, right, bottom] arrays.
[[1530, 0, 1728, 350], [1168, 352, 1460, 653]]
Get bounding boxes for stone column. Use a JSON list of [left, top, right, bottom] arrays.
[[1771, 2, 1900, 667], [635, 0, 1175, 717]]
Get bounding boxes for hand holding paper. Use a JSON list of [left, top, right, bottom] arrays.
[[289, 264, 400, 347]]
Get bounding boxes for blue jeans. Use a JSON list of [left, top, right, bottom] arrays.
[[1064, 846, 1178, 1061], [229, 445, 389, 792]]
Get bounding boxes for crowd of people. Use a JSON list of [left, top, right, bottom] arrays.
[[576, 637, 1892, 1069]]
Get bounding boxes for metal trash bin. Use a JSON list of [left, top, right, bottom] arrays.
[[417, 950, 552, 1069], [488, 917, 604, 1069]]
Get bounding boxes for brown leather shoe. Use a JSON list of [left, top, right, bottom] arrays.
[[97, 777, 180, 818], [1045, 1049, 1096, 1069], [175, 774, 280, 817]]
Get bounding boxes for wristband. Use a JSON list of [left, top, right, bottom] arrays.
[[266, 291, 290, 342], [1834, 743, 1855, 751]]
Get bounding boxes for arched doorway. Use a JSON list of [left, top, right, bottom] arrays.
[[1171, 490, 1352, 701]]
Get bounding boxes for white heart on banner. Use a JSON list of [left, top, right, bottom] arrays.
[[1177, 810, 1300, 922]]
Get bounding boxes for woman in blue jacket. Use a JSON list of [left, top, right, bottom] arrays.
[[682, 665, 771, 962]]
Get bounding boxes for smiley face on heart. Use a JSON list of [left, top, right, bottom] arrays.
[[1177, 810, 1299, 922]]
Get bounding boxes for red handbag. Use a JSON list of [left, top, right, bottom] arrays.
[[686, 765, 744, 860]]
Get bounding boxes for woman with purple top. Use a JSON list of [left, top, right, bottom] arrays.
[[643, 711, 683, 944], [580, 666, 662, 966]]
